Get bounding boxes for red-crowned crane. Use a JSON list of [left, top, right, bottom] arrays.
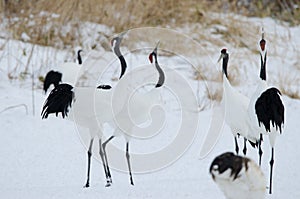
[[41, 32, 127, 188], [101, 42, 165, 185], [247, 33, 285, 194], [218, 49, 258, 155]]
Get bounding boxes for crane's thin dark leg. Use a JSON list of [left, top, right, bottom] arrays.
[[259, 134, 263, 166], [84, 139, 94, 188], [234, 137, 239, 155], [126, 142, 134, 185], [102, 135, 115, 185], [269, 147, 274, 194], [99, 139, 110, 187], [243, 138, 247, 155]]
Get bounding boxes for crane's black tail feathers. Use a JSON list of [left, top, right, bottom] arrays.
[[255, 87, 285, 134], [41, 83, 74, 119]]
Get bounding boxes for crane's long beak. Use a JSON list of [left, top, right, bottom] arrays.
[[155, 41, 160, 48], [111, 30, 128, 47], [217, 54, 223, 63], [119, 30, 128, 40], [153, 41, 160, 54]]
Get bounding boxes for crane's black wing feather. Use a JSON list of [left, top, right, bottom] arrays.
[[41, 83, 74, 119]]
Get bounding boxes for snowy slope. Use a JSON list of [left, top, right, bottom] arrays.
[[1, 16, 300, 199]]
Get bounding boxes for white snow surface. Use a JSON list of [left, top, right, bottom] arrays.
[[1, 16, 300, 199]]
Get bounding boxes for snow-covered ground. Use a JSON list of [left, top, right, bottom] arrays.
[[0, 16, 300, 198]]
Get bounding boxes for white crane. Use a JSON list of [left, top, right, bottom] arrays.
[[41, 32, 127, 188], [247, 33, 285, 194], [101, 42, 165, 185], [218, 49, 257, 155], [210, 152, 266, 199]]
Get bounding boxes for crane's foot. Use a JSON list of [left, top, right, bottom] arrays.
[[130, 178, 134, 186], [107, 176, 112, 184]]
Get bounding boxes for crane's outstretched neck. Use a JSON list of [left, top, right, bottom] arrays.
[[220, 49, 229, 79], [111, 33, 127, 79], [118, 55, 127, 79], [149, 44, 165, 88], [153, 52, 165, 88]]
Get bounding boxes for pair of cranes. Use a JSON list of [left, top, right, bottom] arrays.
[[212, 31, 285, 197], [41, 32, 165, 187]]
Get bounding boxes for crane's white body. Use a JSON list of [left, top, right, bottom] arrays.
[[222, 76, 256, 144], [67, 87, 115, 138], [108, 87, 163, 140], [50, 62, 114, 139]]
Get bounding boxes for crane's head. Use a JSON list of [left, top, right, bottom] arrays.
[[111, 31, 127, 54], [217, 48, 228, 63], [259, 39, 266, 52], [149, 41, 160, 63], [260, 27, 266, 52], [210, 152, 248, 181]]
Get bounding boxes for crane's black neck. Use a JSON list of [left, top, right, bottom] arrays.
[[222, 53, 229, 79], [260, 51, 267, 81], [77, 50, 82, 65], [113, 40, 127, 79], [152, 52, 165, 88], [119, 55, 127, 79]]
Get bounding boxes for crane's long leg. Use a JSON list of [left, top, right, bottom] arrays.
[[243, 138, 247, 155], [126, 142, 134, 185], [84, 139, 94, 188], [258, 134, 263, 166], [234, 137, 239, 155], [269, 147, 274, 194], [99, 139, 109, 186], [102, 135, 115, 186]]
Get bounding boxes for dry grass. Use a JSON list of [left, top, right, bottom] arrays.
[[205, 83, 223, 102], [1, 0, 299, 48], [278, 71, 300, 99]]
